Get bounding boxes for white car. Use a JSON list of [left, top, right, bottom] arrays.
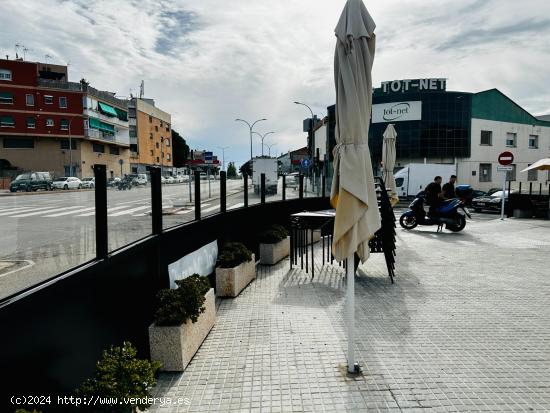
[[165, 176, 175, 184], [52, 177, 82, 190], [80, 177, 95, 189]]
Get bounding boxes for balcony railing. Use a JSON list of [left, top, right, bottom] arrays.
[[84, 109, 129, 129], [38, 79, 83, 91]]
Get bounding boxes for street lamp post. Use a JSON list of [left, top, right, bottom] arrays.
[[252, 131, 275, 157], [266, 143, 277, 157], [67, 115, 81, 177], [235, 118, 267, 160], [217, 146, 230, 171], [293, 101, 316, 191]]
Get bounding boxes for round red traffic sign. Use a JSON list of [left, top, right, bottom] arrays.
[[498, 151, 514, 165]]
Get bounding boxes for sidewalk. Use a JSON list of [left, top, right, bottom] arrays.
[[150, 216, 550, 412]]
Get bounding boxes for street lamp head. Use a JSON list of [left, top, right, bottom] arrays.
[[293, 101, 300, 105]]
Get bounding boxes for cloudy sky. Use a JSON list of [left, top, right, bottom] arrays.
[[1, 0, 549, 166]]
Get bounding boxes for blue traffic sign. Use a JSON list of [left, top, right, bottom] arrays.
[[301, 158, 310, 169]]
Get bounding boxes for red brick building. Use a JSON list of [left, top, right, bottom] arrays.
[[0, 59, 130, 178]]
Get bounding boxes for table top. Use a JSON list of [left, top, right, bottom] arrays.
[[291, 209, 336, 218]]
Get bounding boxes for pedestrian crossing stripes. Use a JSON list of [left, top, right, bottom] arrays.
[[0, 201, 246, 218]]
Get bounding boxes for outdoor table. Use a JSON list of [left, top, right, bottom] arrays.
[[289, 177, 397, 283]]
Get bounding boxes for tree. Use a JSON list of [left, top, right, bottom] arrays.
[[227, 162, 237, 179], [171, 129, 190, 167]]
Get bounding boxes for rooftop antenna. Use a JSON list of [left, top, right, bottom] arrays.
[[23, 47, 30, 60], [15, 43, 22, 59], [139, 80, 144, 98], [44, 54, 52, 64]]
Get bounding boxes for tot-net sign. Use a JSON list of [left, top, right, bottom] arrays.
[[372, 101, 422, 123]]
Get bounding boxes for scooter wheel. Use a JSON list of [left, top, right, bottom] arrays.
[[447, 214, 466, 232], [399, 214, 418, 229]]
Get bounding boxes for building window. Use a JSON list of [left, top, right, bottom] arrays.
[[60, 139, 77, 150], [167, 153, 171, 161], [150, 150, 154, 156], [155, 125, 158, 132], [149, 115, 153, 123], [109, 146, 120, 155], [479, 163, 492, 182], [59, 96, 67, 108], [165, 139, 170, 147], [156, 142, 159, 149], [46, 118, 54, 127], [156, 156, 160, 163], [166, 127, 170, 132], [0, 91, 13, 104], [93, 143, 105, 153], [44, 95, 53, 105], [26, 94, 34, 106], [505, 132, 516, 147], [60, 119, 69, 130], [26, 117, 36, 128], [160, 120, 163, 127], [129, 125, 137, 138], [149, 132, 153, 139], [0, 115, 15, 127], [529, 135, 538, 149], [0, 69, 12, 81], [527, 165, 538, 182], [480, 130, 492, 146], [3, 138, 34, 148], [506, 164, 516, 182]]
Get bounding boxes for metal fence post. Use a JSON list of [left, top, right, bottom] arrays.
[[261, 173, 266, 204], [299, 174, 304, 199], [150, 166, 162, 234], [220, 171, 227, 213], [519, 182, 522, 194], [529, 182, 533, 195], [195, 171, 201, 220], [282, 174, 286, 201], [93, 164, 108, 259], [322, 174, 326, 198], [244, 173, 248, 207], [508, 180, 511, 194]]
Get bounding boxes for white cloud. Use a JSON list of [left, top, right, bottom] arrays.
[[1, 0, 549, 166]]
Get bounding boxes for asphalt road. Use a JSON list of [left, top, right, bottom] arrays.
[[0, 178, 303, 300]]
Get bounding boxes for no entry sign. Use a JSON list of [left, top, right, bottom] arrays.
[[498, 151, 514, 165]]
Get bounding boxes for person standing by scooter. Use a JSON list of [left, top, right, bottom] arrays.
[[442, 175, 457, 200], [425, 176, 443, 216]]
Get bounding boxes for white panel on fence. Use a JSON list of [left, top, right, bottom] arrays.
[[168, 240, 218, 288]]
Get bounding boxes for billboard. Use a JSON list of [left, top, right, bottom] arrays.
[[372, 101, 422, 123]]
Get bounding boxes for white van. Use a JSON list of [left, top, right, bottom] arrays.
[[129, 173, 148, 186]]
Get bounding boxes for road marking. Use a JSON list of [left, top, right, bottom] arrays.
[[10, 205, 85, 218], [109, 205, 151, 216], [228, 203, 244, 210], [77, 205, 133, 217], [0, 207, 38, 216], [44, 207, 97, 217]]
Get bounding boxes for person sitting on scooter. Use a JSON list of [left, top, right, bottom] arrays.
[[425, 176, 443, 216], [442, 175, 457, 199]]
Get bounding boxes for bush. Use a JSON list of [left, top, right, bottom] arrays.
[[76, 342, 160, 413], [217, 242, 252, 268], [258, 224, 288, 244], [15, 410, 42, 413], [154, 274, 211, 326]]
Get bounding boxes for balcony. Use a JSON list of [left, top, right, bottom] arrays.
[[84, 128, 129, 146], [84, 109, 129, 129], [38, 79, 83, 91]]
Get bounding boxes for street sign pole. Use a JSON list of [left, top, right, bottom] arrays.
[[497, 151, 514, 221]]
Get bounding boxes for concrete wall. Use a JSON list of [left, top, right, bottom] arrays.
[[80, 140, 130, 179], [459, 119, 550, 191]]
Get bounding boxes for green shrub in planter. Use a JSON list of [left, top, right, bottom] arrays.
[[259, 224, 289, 244], [154, 274, 211, 326], [77, 341, 160, 413], [217, 242, 253, 268], [15, 410, 42, 413]]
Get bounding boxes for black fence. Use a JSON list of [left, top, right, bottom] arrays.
[[0, 166, 330, 411], [507, 181, 550, 218]]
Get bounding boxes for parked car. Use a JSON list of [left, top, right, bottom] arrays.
[[128, 173, 148, 186], [51, 177, 82, 190], [80, 177, 95, 189], [471, 190, 510, 212], [165, 176, 175, 184], [107, 177, 121, 188], [9, 172, 52, 192]]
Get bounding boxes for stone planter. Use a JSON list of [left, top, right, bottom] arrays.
[[149, 288, 215, 372], [260, 237, 290, 265], [216, 254, 256, 297]]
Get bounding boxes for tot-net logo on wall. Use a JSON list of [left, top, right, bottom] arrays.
[[372, 101, 422, 123]]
